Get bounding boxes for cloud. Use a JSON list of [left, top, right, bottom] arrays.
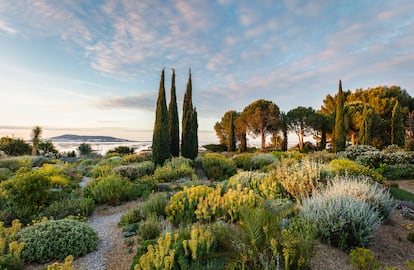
[[0, 20, 17, 34], [95, 93, 156, 111]]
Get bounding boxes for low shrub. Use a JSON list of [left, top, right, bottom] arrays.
[[0, 219, 25, 270], [45, 255, 74, 270], [322, 176, 395, 220], [339, 145, 379, 161], [140, 193, 169, 218], [232, 153, 255, 170], [118, 208, 143, 227], [42, 196, 95, 219], [250, 153, 277, 170], [349, 247, 380, 270], [389, 187, 414, 203], [200, 153, 237, 181], [328, 159, 384, 183], [300, 194, 382, 250], [138, 214, 162, 240], [153, 157, 195, 183], [0, 168, 12, 181], [114, 161, 155, 181], [84, 174, 138, 205], [134, 176, 157, 199], [202, 143, 228, 152], [377, 164, 414, 180], [20, 219, 98, 263]]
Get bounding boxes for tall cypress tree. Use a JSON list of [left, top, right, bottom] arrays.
[[228, 112, 236, 152], [181, 70, 198, 159], [152, 69, 170, 165], [391, 100, 405, 146], [334, 80, 346, 152], [168, 69, 180, 157]]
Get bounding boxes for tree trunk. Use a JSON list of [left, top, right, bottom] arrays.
[[351, 132, 355, 145], [321, 130, 327, 150], [239, 132, 247, 152], [261, 129, 266, 150]]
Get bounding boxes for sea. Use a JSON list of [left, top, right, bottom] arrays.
[[53, 141, 152, 156]]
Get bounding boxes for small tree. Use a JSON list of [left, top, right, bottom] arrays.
[[228, 112, 236, 152], [31, 126, 42, 156], [152, 69, 170, 165], [78, 143, 92, 156], [359, 105, 374, 145], [286, 106, 316, 152], [181, 70, 198, 160], [391, 100, 405, 147], [334, 80, 346, 152]]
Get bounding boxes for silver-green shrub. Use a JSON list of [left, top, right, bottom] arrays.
[[250, 153, 277, 170], [140, 192, 169, 218], [323, 176, 395, 220], [153, 157, 195, 182], [21, 219, 98, 263], [300, 195, 381, 250]]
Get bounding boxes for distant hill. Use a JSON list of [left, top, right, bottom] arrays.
[[49, 134, 133, 142]]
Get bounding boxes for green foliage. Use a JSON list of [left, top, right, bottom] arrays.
[[391, 101, 405, 147], [228, 112, 236, 152], [334, 80, 346, 152], [42, 195, 95, 219], [250, 153, 277, 170], [286, 106, 317, 152], [200, 153, 237, 181], [389, 187, 414, 203], [300, 191, 382, 250], [181, 70, 198, 160], [377, 164, 414, 180], [138, 214, 162, 240], [0, 220, 25, 270], [140, 193, 169, 218], [153, 157, 195, 183], [0, 137, 32, 156], [78, 143, 92, 156], [201, 144, 228, 153], [0, 168, 12, 181], [114, 161, 155, 180], [90, 158, 122, 178], [20, 219, 98, 263], [84, 174, 138, 205], [119, 208, 143, 227], [38, 141, 59, 158], [407, 260, 414, 270], [340, 145, 379, 160], [349, 247, 380, 270], [214, 110, 240, 146], [328, 159, 384, 183], [0, 170, 51, 223], [107, 146, 135, 156], [168, 69, 180, 157]]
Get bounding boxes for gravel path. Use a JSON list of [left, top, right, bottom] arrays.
[[72, 210, 123, 270]]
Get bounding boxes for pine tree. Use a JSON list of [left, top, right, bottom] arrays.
[[168, 68, 179, 157], [391, 100, 405, 146], [334, 80, 346, 152], [152, 69, 170, 165], [181, 70, 198, 159], [359, 105, 371, 145], [228, 112, 236, 152]]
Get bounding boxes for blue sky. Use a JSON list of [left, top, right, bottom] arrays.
[[0, 0, 413, 142]]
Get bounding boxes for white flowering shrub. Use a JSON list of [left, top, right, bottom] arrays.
[[339, 145, 379, 160]]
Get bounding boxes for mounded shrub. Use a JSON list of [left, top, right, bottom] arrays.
[[328, 159, 384, 183], [300, 190, 382, 250], [20, 219, 98, 263], [339, 145, 379, 161], [153, 157, 195, 182], [113, 161, 155, 180], [42, 196, 95, 219], [118, 208, 143, 227], [84, 174, 138, 205], [0, 168, 12, 181], [233, 153, 255, 170], [140, 193, 169, 218], [138, 213, 162, 240], [200, 153, 236, 181]]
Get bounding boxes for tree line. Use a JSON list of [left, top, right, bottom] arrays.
[[152, 69, 198, 165], [215, 81, 414, 152]]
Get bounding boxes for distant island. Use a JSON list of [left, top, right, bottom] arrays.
[[49, 134, 133, 142]]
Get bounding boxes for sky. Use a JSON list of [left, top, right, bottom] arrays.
[[0, 0, 413, 142]]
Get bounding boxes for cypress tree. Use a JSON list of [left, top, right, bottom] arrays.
[[334, 80, 346, 152], [391, 100, 405, 146], [228, 112, 236, 152], [359, 105, 371, 145], [168, 68, 180, 157], [181, 70, 198, 159], [152, 69, 170, 165]]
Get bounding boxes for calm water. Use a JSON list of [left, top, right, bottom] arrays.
[[54, 141, 152, 155]]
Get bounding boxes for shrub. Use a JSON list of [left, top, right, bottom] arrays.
[[90, 158, 122, 178], [140, 193, 169, 218], [200, 153, 237, 181], [349, 247, 380, 270], [405, 139, 414, 151], [114, 161, 155, 181], [45, 255, 74, 270], [42, 196, 95, 219], [322, 176, 395, 220], [250, 153, 277, 170], [153, 157, 195, 183], [138, 214, 162, 240], [232, 153, 255, 170], [270, 158, 322, 201], [166, 185, 214, 225], [0, 168, 12, 181], [0, 170, 51, 223], [389, 187, 414, 203], [107, 146, 135, 156], [226, 171, 287, 200], [84, 174, 137, 205], [134, 176, 157, 199], [339, 145, 379, 161], [202, 144, 228, 152], [0, 219, 25, 270], [328, 159, 384, 183], [118, 208, 143, 227], [0, 137, 31, 156], [377, 164, 414, 180], [20, 219, 98, 263], [300, 194, 382, 250]]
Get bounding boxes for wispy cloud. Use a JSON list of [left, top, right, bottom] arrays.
[[95, 93, 156, 111], [0, 20, 17, 34]]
